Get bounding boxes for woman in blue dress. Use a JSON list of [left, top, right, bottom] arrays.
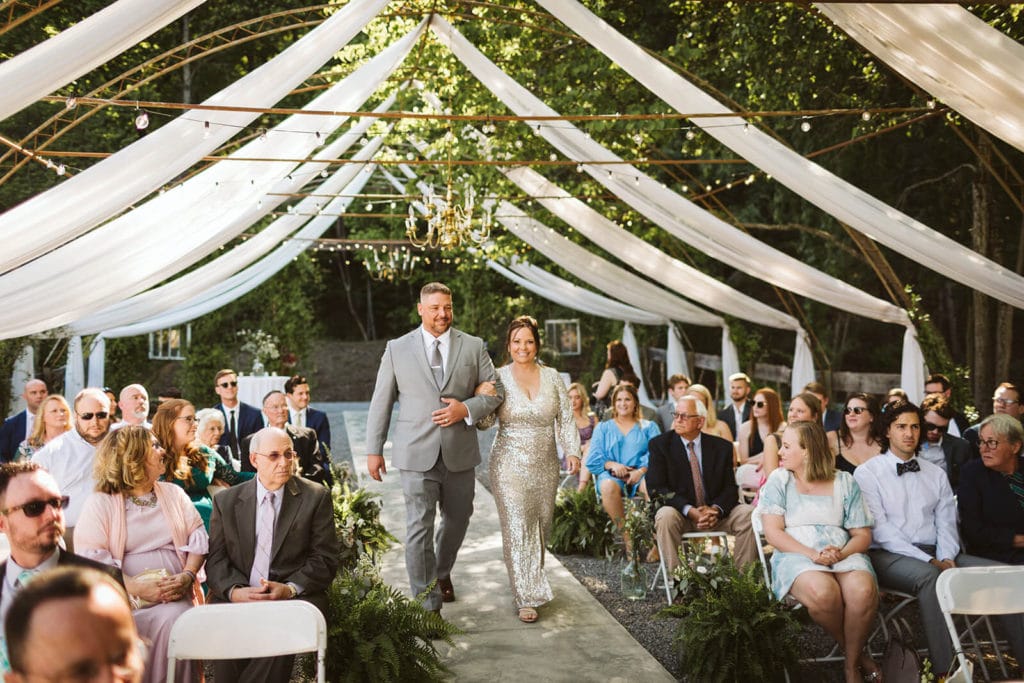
[[758, 420, 880, 683], [585, 383, 660, 544]]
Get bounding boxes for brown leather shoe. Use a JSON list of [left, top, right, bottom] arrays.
[[438, 576, 455, 603]]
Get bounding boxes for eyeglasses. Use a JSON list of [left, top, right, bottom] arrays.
[[924, 422, 948, 433], [993, 397, 1019, 406], [218, 381, 238, 388], [979, 438, 1005, 450], [844, 406, 867, 415], [175, 415, 197, 424], [254, 449, 297, 462], [2, 495, 70, 518], [671, 412, 701, 420], [753, 400, 766, 408], [77, 411, 109, 421]]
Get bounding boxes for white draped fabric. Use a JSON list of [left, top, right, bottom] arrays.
[[0, 0, 390, 273], [534, 0, 1024, 310], [86, 336, 106, 388], [0, 23, 420, 339], [666, 326, 692, 383], [99, 150, 379, 339], [7, 346, 34, 415], [429, 16, 913, 327], [721, 328, 740, 384], [64, 337, 85, 400], [619, 322, 652, 408], [818, 4, 1024, 155], [66, 106, 394, 336], [901, 328, 928, 406], [0, 0, 207, 122]]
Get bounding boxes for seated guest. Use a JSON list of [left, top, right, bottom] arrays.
[[568, 382, 598, 492], [242, 391, 329, 486], [4, 567, 143, 683], [657, 373, 691, 434], [804, 381, 843, 434], [719, 372, 752, 440], [883, 387, 908, 410], [737, 387, 784, 466], [112, 384, 151, 430], [687, 384, 734, 442], [835, 393, 883, 474], [647, 396, 756, 572], [964, 382, 1023, 457], [284, 374, 332, 452], [759, 421, 879, 682], [154, 400, 252, 530], [923, 373, 970, 437], [0, 380, 48, 463], [15, 395, 72, 461], [194, 408, 235, 468], [76, 426, 207, 683], [206, 427, 340, 683], [958, 414, 1024, 565], [763, 392, 828, 478], [919, 393, 971, 490], [32, 387, 112, 549], [212, 369, 262, 461], [854, 400, 1024, 673], [585, 384, 660, 543], [0, 462, 122, 669]]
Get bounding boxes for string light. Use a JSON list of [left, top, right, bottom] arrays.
[[134, 110, 150, 131], [800, 120, 811, 133]]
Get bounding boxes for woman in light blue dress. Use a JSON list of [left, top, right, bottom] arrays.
[[758, 420, 879, 683]]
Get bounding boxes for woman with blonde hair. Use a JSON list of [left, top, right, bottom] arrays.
[[687, 384, 733, 442], [75, 425, 207, 683], [15, 394, 72, 460], [568, 381, 598, 491], [758, 420, 879, 682]]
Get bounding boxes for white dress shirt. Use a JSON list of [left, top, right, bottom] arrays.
[[288, 408, 307, 429], [0, 549, 60, 628], [854, 449, 959, 563], [419, 326, 451, 376], [919, 438, 947, 472], [23, 409, 34, 441], [31, 430, 98, 527]]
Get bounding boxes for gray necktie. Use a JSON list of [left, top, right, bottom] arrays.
[[430, 339, 444, 388], [250, 492, 276, 586]]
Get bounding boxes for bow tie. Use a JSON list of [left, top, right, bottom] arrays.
[[896, 459, 920, 476]]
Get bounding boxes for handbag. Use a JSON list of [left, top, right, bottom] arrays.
[[879, 618, 922, 683]]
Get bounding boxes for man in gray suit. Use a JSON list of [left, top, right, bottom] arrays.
[[366, 282, 502, 612]]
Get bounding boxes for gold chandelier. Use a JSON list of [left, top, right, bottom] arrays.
[[364, 247, 415, 282], [405, 128, 491, 250]]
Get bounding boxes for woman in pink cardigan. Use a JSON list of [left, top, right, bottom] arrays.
[[76, 425, 207, 683]]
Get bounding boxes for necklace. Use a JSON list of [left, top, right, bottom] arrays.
[[128, 492, 157, 508]]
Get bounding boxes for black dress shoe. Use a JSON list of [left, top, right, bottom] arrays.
[[438, 576, 456, 603]]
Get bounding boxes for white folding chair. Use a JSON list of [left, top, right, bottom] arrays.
[[735, 463, 760, 504], [649, 529, 728, 605], [937, 565, 1024, 681], [166, 601, 327, 683]]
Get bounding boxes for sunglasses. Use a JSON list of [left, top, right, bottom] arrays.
[[844, 406, 867, 415], [77, 411, 109, 421], [753, 400, 766, 408], [2, 495, 70, 518], [255, 450, 297, 462], [924, 422, 948, 433], [218, 381, 239, 388]]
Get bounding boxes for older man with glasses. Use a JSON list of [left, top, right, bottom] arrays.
[[240, 391, 328, 486], [0, 462, 123, 673], [30, 388, 111, 550]]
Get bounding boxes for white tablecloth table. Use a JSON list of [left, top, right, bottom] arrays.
[[237, 374, 287, 407]]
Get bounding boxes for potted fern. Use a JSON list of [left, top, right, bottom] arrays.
[[619, 497, 655, 600], [660, 540, 800, 681], [547, 485, 616, 557]]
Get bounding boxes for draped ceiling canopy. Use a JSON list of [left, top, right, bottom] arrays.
[[4, 0, 1024, 401]]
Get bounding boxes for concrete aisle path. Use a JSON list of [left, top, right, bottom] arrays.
[[337, 402, 675, 683]]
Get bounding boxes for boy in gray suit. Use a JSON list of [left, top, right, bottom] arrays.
[[366, 282, 502, 612]]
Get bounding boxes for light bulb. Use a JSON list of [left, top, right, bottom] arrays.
[[800, 121, 811, 133], [134, 111, 149, 130]]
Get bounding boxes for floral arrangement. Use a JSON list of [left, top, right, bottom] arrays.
[[237, 329, 280, 364]]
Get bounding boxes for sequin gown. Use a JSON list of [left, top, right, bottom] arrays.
[[488, 364, 581, 609]]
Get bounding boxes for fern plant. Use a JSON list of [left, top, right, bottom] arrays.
[[659, 545, 800, 682], [547, 485, 616, 556], [303, 557, 460, 682], [331, 463, 397, 569]]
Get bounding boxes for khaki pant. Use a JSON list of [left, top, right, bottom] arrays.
[[655, 504, 757, 572]]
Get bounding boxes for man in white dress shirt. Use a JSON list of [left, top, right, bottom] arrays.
[[30, 388, 111, 551], [111, 384, 150, 430], [854, 399, 1024, 672]]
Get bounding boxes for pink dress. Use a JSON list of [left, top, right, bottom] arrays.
[[77, 488, 208, 683]]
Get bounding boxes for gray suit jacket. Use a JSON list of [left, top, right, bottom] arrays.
[[365, 326, 501, 472], [206, 476, 339, 615]]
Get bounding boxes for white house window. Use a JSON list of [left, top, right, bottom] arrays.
[[545, 319, 581, 356], [149, 324, 191, 360]]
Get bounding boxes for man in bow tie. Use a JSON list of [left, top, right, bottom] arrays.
[[854, 399, 1023, 672]]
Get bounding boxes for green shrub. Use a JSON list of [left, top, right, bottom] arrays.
[[547, 485, 616, 557], [308, 558, 460, 682], [331, 463, 396, 569], [659, 543, 800, 682]]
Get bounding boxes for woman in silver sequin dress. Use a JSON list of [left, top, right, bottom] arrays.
[[485, 316, 581, 623]]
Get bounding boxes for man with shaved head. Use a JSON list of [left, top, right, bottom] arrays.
[[111, 384, 150, 430], [0, 380, 48, 463]]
